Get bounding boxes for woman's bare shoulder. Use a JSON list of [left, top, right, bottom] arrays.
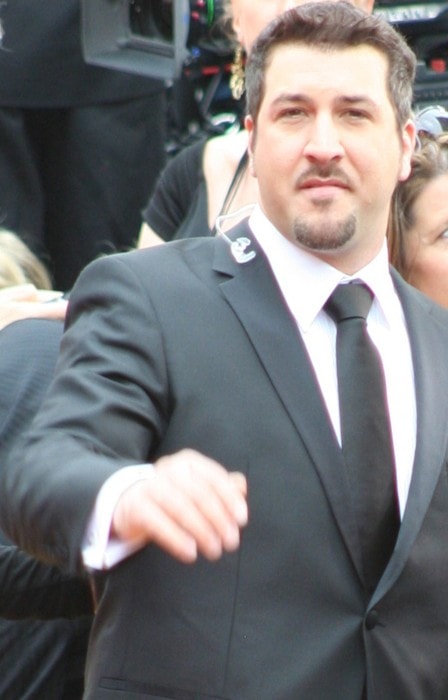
[[204, 129, 249, 171]]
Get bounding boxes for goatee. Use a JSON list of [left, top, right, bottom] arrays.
[[293, 213, 356, 252]]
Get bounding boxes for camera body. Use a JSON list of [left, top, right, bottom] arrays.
[[81, 0, 224, 81]]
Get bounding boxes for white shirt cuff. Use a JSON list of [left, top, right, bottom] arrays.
[[82, 464, 154, 570]]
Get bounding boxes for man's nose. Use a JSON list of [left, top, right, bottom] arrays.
[[303, 116, 345, 162]]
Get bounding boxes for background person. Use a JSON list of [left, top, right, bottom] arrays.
[[0, 284, 66, 331], [0, 529, 92, 700], [0, 0, 167, 291], [0, 229, 53, 290], [0, 316, 93, 700], [0, 230, 67, 330], [0, 233, 90, 698], [388, 123, 448, 308]]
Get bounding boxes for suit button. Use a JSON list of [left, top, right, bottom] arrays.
[[365, 610, 379, 630]]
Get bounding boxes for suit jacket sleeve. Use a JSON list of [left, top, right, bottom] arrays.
[[0, 251, 171, 574]]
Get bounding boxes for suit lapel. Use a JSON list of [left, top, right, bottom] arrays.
[[372, 271, 448, 604], [213, 223, 364, 582], [214, 230, 448, 600]]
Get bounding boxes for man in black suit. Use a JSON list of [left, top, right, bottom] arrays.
[[3, 4, 448, 698], [0, 0, 166, 291]]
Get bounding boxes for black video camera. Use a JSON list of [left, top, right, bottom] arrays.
[[81, 0, 227, 81]]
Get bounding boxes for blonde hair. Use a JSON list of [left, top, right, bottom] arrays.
[[0, 230, 52, 290]]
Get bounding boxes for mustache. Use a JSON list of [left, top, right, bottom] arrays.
[[295, 166, 352, 189]]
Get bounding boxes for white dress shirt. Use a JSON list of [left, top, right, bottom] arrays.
[[83, 205, 416, 569]]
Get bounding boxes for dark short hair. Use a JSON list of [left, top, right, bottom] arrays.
[[245, 1, 416, 129]]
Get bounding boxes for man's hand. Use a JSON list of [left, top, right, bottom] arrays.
[[0, 284, 67, 330], [112, 449, 248, 564]]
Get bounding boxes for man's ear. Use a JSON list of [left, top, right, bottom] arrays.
[[398, 119, 416, 182], [245, 114, 257, 177]]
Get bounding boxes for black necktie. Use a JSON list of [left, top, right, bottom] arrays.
[[325, 283, 400, 594]]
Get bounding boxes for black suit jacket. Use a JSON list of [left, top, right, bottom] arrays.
[[3, 224, 448, 699], [0, 0, 161, 107]]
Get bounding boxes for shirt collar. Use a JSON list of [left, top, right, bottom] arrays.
[[248, 205, 398, 332]]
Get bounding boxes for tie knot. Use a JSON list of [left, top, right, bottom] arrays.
[[324, 282, 373, 323]]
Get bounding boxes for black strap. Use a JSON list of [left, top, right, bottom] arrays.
[[212, 148, 249, 234]]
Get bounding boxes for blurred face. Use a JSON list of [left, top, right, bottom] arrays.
[[246, 44, 414, 274], [404, 174, 448, 307], [231, 0, 375, 51]]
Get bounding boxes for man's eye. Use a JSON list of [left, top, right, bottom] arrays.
[[344, 110, 368, 120], [280, 108, 306, 118]]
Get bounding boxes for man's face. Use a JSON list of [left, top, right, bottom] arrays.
[[246, 43, 414, 273]]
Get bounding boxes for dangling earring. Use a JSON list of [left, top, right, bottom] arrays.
[[229, 45, 245, 101]]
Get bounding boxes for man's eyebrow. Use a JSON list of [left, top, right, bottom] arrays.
[[269, 94, 378, 108], [337, 95, 378, 109], [270, 93, 312, 107]]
